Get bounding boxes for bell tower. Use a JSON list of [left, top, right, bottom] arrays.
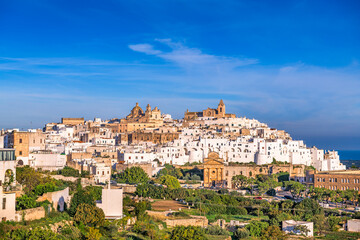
[[217, 99, 225, 117]]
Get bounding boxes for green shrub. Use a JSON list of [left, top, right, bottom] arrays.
[[234, 228, 250, 239]]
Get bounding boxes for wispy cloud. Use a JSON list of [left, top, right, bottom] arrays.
[[129, 39, 258, 68]]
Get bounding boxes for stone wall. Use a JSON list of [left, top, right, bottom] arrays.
[[51, 175, 94, 186], [15, 205, 50, 222], [165, 215, 208, 228], [146, 210, 172, 220], [36, 187, 70, 211]]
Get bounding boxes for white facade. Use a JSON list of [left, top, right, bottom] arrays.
[[282, 220, 314, 237], [347, 219, 360, 232], [90, 163, 111, 184], [0, 149, 16, 222], [91, 138, 115, 146], [96, 188, 123, 219], [29, 152, 67, 171]]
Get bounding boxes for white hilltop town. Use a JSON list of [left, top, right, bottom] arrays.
[[0, 100, 351, 223], [1, 100, 345, 179]]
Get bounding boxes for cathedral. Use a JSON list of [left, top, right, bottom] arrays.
[[126, 103, 162, 123], [184, 100, 236, 121]]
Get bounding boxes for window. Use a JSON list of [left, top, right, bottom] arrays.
[[19, 139, 22, 144], [19, 151, 22, 156], [2, 198, 6, 210]]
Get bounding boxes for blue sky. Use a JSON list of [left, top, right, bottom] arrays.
[[0, 0, 360, 150]]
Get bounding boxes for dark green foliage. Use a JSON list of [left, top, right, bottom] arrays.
[[68, 189, 95, 216], [84, 185, 102, 201], [115, 167, 149, 184], [16, 194, 37, 210], [158, 175, 181, 189], [234, 228, 250, 239], [157, 164, 183, 178], [245, 221, 269, 237], [276, 172, 289, 182], [296, 198, 322, 220], [6, 227, 58, 240], [284, 181, 306, 199], [73, 203, 105, 227], [59, 225, 82, 240], [134, 201, 151, 219], [170, 226, 208, 240], [56, 166, 80, 177], [33, 182, 58, 196], [181, 167, 203, 180]]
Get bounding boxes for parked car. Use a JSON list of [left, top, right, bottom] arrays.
[[354, 207, 360, 212], [254, 197, 263, 200], [284, 195, 294, 200]]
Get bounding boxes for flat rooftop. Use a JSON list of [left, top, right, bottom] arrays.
[[316, 170, 360, 175]]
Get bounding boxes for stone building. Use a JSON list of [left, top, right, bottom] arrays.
[[110, 103, 164, 133], [127, 131, 179, 145], [61, 117, 85, 126], [184, 100, 236, 121], [6, 130, 45, 165], [314, 170, 360, 192], [203, 152, 225, 187], [203, 151, 306, 188]]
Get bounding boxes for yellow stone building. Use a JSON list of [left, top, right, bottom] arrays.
[[184, 100, 235, 121], [203, 152, 225, 187]]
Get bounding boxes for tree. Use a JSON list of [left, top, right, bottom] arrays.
[[247, 177, 256, 194], [246, 221, 269, 237], [84, 186, 102, 201], [74, 203, 105, 227], [258, 182, 270, 196], [8, 227, 58, 240], [157, 164, 183, 179], [16, 166, 42, 192], [312, 213, 328, 236], [284, 181, 306, 199], [134, 201, 151, 219], [293, 225, 310, 237], [170, 226, 207, 240], [296, 198, 322, 220], [68, 189, 95, 216], [327, 215, 340, 231], [158, 175, 180, 189], [232, 175, 248, 189], [116, 167, 149, 184], [233, 228, 250, 239], [85, 227, 102, 240], [261, 226, 286, 240], [57, 166, 80, 177], [16, 194, 37, 210]]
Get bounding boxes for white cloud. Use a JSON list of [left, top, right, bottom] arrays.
[[128, 43, 162, 55], [128, 39, 258, 68]]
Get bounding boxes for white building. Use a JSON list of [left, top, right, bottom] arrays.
[[96, 187, 123, 219], [346, 219, 360, 232], [0, 149, 16, 222], [29, 152, 67, 171], [89, 163, 111, 184], [282, 220, 314, 237]]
